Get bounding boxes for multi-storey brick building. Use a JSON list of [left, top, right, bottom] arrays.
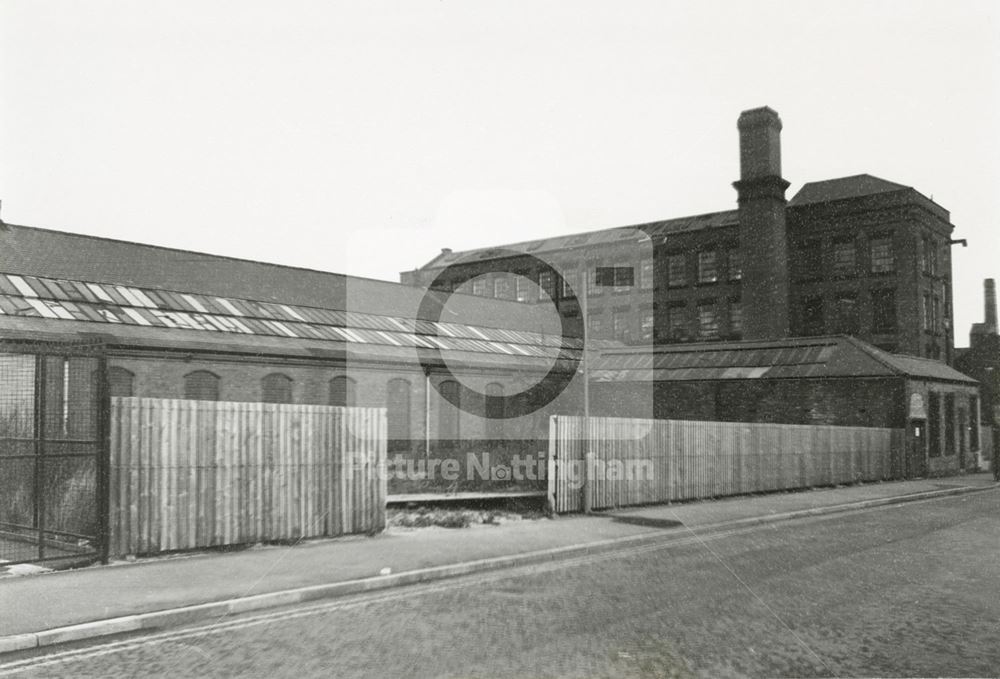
[[402, 108, 959, 363]]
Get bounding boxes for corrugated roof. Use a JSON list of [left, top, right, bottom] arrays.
[[416, 210, 739, 270], [592, 335, 977, 384], [788, 174, 910, 206]]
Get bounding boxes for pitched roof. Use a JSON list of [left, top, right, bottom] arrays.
[[0, 222, 554, 333], [788, 174, 911, 206], [414, 210, 738, 270], [591, 335, 977, 384], [0, 224, 581, 370]]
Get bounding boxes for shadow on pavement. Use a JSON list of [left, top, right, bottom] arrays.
[[609, 516, 684, 530]]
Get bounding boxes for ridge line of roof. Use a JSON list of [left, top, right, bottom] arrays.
[[427, 208, 740, 262], [2, 222, 408, 288]]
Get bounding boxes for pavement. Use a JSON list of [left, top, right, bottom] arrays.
[[0, 473, 995, 655]]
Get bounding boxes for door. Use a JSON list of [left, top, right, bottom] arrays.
[[907, 420, 927, 478]]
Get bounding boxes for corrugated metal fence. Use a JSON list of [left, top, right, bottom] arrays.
[[548, 416, 904, 513], [109, 398, 386, 556]]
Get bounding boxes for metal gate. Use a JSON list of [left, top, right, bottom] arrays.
[[0, 341, 107, 566]]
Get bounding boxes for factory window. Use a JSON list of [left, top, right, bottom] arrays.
[[871, 288, 897, 333], [261, 373, 293, 404], [970, 396, 980, 450], [800, 296, 825, 336], [329, 375, 356, 407], [639, 258, 654, 289], [493, 275, 513, 300], [832, 239, 857, 278], [870, 235, 894, 274], [107, 367, 135, 398], [386, 378, 411, 452], [560, 270, 577, 299], [471, 278, 488, 297], [796, 240, 823, 281], [538, 270, 558, 300], [932, 297, 941, 333], [612, 308, 631, 343], [944, 393, 956, 457], [728, 299, 743, 337], [639, 306, 654, 343], [697, 300, 718, 339], [665, 302, 688, 342], [438, 380, 461, 443], [928, 392, 941, 457], [832, 292, 859, 334], [610, 264, 634, 292], [922, 235, 939, 276], [587, 314, 605, 339], [515, 275, 535, 303], [485, 382, 504, 440], [923, 293, 933, 331], [697, 250, 718, 284], [184, 370, 220, 402], [667, 253, 686, 287], [727, 249, 742, 281], [586, 266, 603, 298]]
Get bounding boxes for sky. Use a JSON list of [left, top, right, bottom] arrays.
[[1, 0, 998, 345]]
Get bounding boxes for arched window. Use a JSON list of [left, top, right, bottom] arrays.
[[485, 382, 504, 441], [438, 380, 460, 444], [184, 370, 220, 401], [107, 367, 135, 398], [386, 378, 411, 452], [261, 373, 293, 404], [329, 375, 356, 407]]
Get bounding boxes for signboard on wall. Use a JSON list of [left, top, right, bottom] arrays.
[[909, 393, 927, 419]]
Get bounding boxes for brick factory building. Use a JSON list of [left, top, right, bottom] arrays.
[[0, 222, 590, 494], [403, 107, 959, 363]]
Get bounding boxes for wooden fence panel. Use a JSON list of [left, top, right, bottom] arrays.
[[108, 398, 386, 556], [548, 416, 903, 512]]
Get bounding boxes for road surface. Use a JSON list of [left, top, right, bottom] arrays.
[[2, 490, 998, 678]]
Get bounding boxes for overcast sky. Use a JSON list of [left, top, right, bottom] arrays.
[[2, 1, 998, 345]]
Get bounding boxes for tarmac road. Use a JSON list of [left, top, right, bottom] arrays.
[[2, 490, 998, 678]]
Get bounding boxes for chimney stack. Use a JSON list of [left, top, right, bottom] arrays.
[[733, 107, 791, 340], [985, 278, 997, 334]]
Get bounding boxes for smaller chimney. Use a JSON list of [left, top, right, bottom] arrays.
[[985, 278, 997, 334], [441, 248, 453, 255]]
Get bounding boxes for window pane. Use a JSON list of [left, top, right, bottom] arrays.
[[728, 300, 743, 336], [639, 259, 654, 289], [640, 307, 654, 342], [329, 376, 355, 407], [612, 309, 630, 342], [795, 241, 823, 280], [728, 250, 742, 281], [870, 236, 894, 274], [261, 373, 292, 404], [832, 240, 856, 277], [697, 251, 718, 284], [184, 370, 219, 401], [667, 254, 686, 287], [871, 289, 897, 333], [697, 301, 718, 339]]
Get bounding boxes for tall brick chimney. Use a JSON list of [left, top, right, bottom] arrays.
[[985, 278, 997, 334], [733, 107, 790, 340]]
